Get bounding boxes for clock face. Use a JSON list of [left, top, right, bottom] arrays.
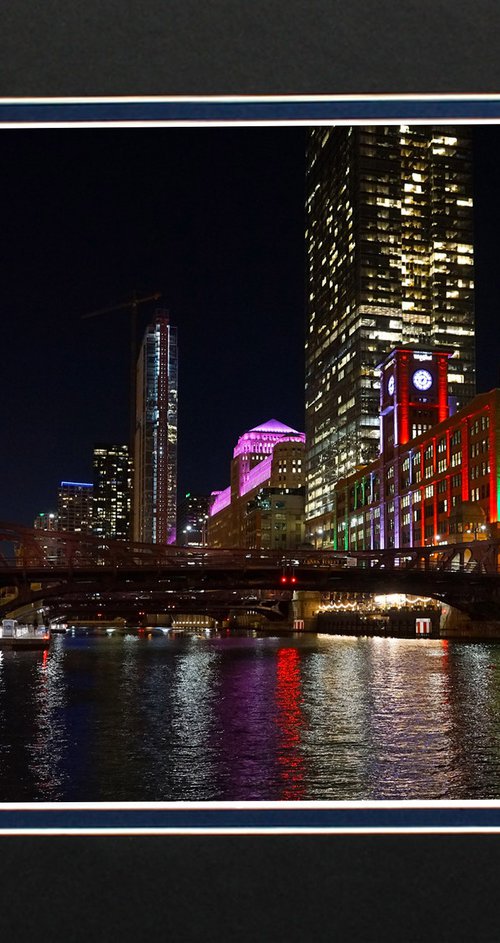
[[387, 375, 395, 396], [412, 368, 433, 391]]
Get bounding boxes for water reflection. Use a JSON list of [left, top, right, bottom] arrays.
[[363, 639, 458, 798], [168, 640, 218, 798], [214, 637, 281, 799], [275, 647, 305, 799], [0, 632, 498, 799], [28, 636, 68, 799]]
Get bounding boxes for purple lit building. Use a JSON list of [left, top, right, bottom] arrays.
[[208, 420, 306, 549]]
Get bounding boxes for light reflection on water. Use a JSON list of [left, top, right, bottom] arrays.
[[1, 632, 500, 800]]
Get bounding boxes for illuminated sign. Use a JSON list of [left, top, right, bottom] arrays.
[[413, 352, 432, 362]]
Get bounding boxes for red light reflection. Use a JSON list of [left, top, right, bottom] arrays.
[[275, 648, 305, 799]]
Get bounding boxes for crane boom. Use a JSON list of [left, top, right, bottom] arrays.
[[81, 290, 163, 540], [81, 291, 162, 320]]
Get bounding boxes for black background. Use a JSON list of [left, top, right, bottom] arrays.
[[2, 1, 500, 940]]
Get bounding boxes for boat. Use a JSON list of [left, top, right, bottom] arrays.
[[0, 620, 51, 650]]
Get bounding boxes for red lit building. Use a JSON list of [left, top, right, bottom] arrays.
[[325, 346, 500, 550]]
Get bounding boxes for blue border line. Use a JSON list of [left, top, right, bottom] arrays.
[[1, 99, 500, 124], [2, 806, 500, 831]]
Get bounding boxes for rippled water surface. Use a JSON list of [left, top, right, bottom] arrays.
[[2, 631, 500, 801]]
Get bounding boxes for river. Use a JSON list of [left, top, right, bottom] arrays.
[[0, 629, 499, 801]]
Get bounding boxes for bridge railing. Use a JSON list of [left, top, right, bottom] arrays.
[[1, 522, 500, 574]]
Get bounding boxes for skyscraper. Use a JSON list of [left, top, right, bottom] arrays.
[[177, 492, 211, 546], [93, 444, 132, 540], [305, 125, 475, 533], [33, 510, 58, 561], [133, 311, 178, 543], [33, 511, 58, 531], [57, 481, 94, 533]]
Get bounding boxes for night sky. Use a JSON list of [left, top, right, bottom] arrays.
[[1, 126, 499, 526]]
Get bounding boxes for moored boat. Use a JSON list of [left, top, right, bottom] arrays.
[[0, 620, 51, 650]]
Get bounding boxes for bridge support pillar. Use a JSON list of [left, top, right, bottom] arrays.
[[292, 591, 322, 632], [441, 606, 500, 639]]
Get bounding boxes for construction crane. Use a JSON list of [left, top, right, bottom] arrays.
[[82, 290, 162, 538]]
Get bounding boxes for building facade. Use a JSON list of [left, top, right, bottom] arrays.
[[305, 125, 476, 531], [177, 493, 211, 546], [57, 481, 94, 534], [33, 510, 59, 561], [93, 444, 132, 540], [33, 511, 58, 531], [133, 312, 178, 544], [208, 419, 306, 549], [328, 347, 499, 551]]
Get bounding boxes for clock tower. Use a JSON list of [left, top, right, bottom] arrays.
[[378, 346, 451, 456]]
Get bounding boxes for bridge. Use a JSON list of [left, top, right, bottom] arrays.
[[1, 522, 500, 623]]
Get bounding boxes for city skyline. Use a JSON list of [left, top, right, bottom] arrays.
[[1, 126, 500, 527]]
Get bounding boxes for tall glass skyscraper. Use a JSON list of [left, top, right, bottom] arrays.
[[305, 125, 475, 530], [133, 311, 178, 544]]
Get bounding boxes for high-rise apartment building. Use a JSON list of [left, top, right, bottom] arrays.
[[305, 125, 475, 532], [57, 481, 94, 533], [93, 444, 132, 540], [133, 311, 178, 543]]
